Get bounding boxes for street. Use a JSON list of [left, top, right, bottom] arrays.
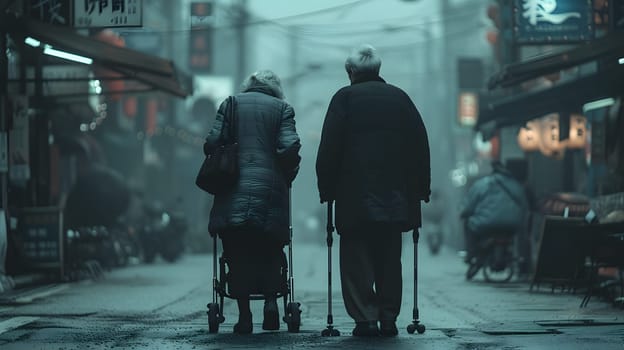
[[0, 238, 623, 350]]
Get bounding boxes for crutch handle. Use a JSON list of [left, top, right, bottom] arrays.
[[326, 201, 335, 247], [413, 228, 420, 244]]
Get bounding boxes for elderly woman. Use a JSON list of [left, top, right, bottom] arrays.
[[205, 70, 301, 334]]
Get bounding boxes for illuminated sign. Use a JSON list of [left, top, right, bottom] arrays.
[[458, 92, 479, 127], [513, 0, 593, 44]]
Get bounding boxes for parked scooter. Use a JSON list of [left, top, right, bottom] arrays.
[[465, 232, 515, 283], [139, 202, 187, 263]]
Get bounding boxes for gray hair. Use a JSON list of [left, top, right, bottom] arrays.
[[240, 70, 285, 99], [345, 44, 381, 75]]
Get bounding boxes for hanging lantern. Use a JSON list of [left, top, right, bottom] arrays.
[[517, 120, 540, 151], [567, 114, 587, 149], [538, 113, 566, 158]]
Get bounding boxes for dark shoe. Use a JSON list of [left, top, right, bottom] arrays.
[[352, 321, 379, 337], [233, 314, 252, 334], [262, 300, 280, 331], [380, 321, 398, 337]]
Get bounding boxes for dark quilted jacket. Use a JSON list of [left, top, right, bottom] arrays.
[[316, 73, 430, 234], [206, 86, 301, 244]]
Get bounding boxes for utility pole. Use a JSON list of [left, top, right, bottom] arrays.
[[164, 0, 176, 202], [0, 14, 9, 277], [1, 19, 9, 214], [288, 25, 299, 106], [235, 0, 248, 87]]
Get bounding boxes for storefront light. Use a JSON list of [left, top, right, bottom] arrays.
[[43, 45, 93, 65], [619, 57, 624, 65], [25, 37, 93, 64], [24, 37, 41, 47], [538, 113, 566, 158], [583, 97, 615, 113], [567, 114, 587, 149], [517, 120, 540, 151]]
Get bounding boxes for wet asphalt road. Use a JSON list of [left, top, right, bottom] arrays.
[[0, 238, 623, 349]]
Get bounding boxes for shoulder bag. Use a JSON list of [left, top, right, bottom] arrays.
[[195, 96, 239, 194]]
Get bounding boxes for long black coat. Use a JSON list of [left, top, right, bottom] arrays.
[[206, 86, 301, 244], [316, 73, 430, 234]]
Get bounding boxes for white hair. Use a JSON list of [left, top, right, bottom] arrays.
[[240, 70, 284, 99], [345, 44, 381, 75]]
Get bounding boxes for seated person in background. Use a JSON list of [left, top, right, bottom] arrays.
[[460, 160, 529, 263]]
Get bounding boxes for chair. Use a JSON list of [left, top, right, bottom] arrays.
[[579, 231, 624, 308], [530, 216, 587, 293]]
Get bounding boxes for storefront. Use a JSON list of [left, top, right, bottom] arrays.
[[1, 13, 193, 278], [476, 29, 624, 290]]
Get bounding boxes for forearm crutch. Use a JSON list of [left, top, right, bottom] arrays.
[[406, 228, 426, 334], [321, 201, 340, 336]]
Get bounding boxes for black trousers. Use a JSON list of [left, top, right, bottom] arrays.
[[221, 234, 285, 299], [339, 228, 403, 323]]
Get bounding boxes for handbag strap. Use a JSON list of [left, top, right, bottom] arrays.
[[225, 96, 238, 143]]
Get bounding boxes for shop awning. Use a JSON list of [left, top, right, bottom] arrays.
[[6, 16, 193, 98], [477, 64, 624, 136], [488, 31, 624, 90]]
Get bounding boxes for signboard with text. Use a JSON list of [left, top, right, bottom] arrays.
[[189, 2, 214, 73], [513, 0, 593, 44], [458, 92, 479, 127], [74, 0, 143, 28], [29, 0, 143, 28], [29, 0, 71, 26], [16, 207, 65, 277]]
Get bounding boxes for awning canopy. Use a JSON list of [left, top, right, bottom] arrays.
[[477, 64, 624, 136], [488, 31, 624, 90], [477, 31, 624, 137], [5, 16, 193, 98]]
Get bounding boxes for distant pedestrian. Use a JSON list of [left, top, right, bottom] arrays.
[[316, 44, 431, 337], [205, 70, 301, 334]]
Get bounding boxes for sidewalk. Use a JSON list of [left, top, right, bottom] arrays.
[[2, 238, 622, 322], [0, 239, 622, 349], [290, 237, 624, 333]]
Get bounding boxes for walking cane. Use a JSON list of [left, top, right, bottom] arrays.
[[321, 201, 340, 336], [406, 228, 426, 334]]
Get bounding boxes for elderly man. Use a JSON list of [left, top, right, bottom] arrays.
[[316, 44, 431, 337]]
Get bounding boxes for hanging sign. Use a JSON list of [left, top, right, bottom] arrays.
[[513, 0, 594, 44], [74, 0, 143, 28], [16, 207, 65, 278]]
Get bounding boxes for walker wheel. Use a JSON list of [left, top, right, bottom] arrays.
[[285, 302, 301, 333], [207, 303, 224, 333]]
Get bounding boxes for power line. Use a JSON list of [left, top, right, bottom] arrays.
[[245, 0, 375, 24], [118, 1, 483, 37]]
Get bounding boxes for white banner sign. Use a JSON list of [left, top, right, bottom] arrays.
[[74, 0, 143, 28]]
